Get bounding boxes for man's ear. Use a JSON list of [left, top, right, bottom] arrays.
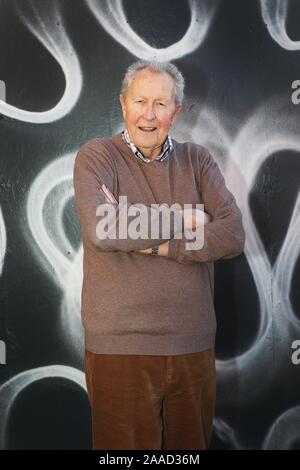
[[171, 104, 182, 125], [119, 94, 125, 116]]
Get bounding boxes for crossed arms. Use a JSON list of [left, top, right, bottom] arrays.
[[100, 182, 210, 258], [73, 144, 245, 265]]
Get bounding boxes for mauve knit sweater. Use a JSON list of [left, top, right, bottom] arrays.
[[73, 132, 245, 355]]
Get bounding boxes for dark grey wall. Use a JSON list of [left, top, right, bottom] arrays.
[[0, 0, 300, 450]]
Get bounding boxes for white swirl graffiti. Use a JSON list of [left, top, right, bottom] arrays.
[[25, 153, 84, 358], [261, 0, 300, 50], [0, 207, 6, 276], [0, 0, 82, 123], [0, 365, 86, 449], [85, 0, 219, 61]]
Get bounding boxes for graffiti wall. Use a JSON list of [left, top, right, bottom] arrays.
[[0, 0, 300, 450]]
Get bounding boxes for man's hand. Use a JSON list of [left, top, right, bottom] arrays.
[[100, 184, 118, 204], [137, 209, 211, 258], [181, 208, 211, 229]]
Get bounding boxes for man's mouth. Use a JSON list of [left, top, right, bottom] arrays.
[[138, 126, 157, 132]]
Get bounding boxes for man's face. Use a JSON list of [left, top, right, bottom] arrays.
[[119, 69, 182, 159]]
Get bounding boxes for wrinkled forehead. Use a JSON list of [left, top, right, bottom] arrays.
[[127, 69, 176, 100]]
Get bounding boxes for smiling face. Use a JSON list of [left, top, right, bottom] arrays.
[[119, 68, 182, 159]]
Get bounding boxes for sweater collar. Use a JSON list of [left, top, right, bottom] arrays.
[[121, 128, 173, 163]]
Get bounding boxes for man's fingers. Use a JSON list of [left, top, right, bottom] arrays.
[[204, 212, 211, 224], [101, 184, 118, 203]]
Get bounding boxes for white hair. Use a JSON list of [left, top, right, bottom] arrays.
[[120, 60, 185, 105]]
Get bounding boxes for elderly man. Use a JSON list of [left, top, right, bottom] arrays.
[[73, 60, 245, 450]]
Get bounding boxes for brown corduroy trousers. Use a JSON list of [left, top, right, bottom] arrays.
[[85, 348, 216, 450]]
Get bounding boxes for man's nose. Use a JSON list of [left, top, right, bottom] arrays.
[[143, 105, 156, 120]]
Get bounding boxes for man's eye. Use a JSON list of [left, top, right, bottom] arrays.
[[159, 103, 165, 106]]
